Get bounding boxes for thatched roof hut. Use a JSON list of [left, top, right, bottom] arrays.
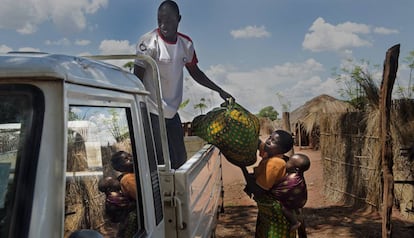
[[290, 94, 355, 148], [291, 94, 355, 133]]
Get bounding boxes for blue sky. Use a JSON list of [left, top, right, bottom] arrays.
[[1, 0, 413, 121]]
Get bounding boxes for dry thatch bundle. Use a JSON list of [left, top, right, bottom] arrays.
[[392, 99, 414, 145], [291, 94, 355, 134], [390, 99, 414, 216], [320, 111, 369, 206], [320, 98, 414, 218], [65, 175, 106, 234]]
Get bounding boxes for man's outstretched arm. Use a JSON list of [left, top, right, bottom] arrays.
[[186, 64, 234, 101]]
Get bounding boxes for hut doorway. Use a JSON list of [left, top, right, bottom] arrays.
[[294, 123, 309, 147]]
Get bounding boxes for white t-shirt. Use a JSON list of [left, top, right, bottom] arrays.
[[135, 29, 198, 119]]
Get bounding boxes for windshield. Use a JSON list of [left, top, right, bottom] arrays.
[[0, 84, 44, 238]]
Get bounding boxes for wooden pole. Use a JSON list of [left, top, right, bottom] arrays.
[[282, 111, 294, 156], [298, 124, 302, 150], [282, 112, 307, 237], [380, 44, 399, 238]]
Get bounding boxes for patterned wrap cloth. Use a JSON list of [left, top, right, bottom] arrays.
[[270, 172, 307, 209], [253, 155, 298, 237], [255, 194, 296, 238]]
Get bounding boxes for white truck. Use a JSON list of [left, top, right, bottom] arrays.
[[0, 52, 223, 238]]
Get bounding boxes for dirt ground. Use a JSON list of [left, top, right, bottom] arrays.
[[215, 146, 414, 238]]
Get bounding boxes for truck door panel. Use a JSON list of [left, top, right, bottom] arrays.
[[173, 146, 223, 238]]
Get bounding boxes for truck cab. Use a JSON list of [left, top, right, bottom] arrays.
[[0, 52, 223, 238]]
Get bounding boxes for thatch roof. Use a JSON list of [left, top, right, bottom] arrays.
[[290, 94, 355, 133]]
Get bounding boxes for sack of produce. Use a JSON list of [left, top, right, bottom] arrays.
[[192, 100, 260, 166]]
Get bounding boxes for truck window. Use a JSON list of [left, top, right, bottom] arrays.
[[0, 85, 44, 238], [65, 106, 144, 238]]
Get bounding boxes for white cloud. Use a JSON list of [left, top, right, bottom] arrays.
[[75, 39, 91, 46], [18, 47, 41, 52], [340, 49, 354, 59], [99, 40, 135, 55], [303, 17, 372, 52], [45, 38, 71, 46], [336, 20, 370, 34], [230, 25, 271, 39], [0, 44, 13, 54], [17, 23, 38, 35], [395, 64, 411, 94], [95, 40, 136, 69], [0, 46, 41, 54], [78, 52, 93, 56], [41, 38, 89, 48], [291, 76, 341, 102], [374, 27, 399, 35], [181, 58, 333, 119], [203, 64, 237, 84], [316, 77, 342, 97], [0, 0, 108, 34], [85, 0, 108, 14]]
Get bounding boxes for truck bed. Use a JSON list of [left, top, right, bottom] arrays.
[[163, 144, 223, 238]]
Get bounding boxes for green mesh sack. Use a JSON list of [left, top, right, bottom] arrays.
[[192, 101, 260, 166]]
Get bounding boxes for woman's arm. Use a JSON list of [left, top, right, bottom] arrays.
[[241, 167, 268, 198]]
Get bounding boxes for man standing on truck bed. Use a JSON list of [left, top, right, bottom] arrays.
[[134, 0, 233, 169]]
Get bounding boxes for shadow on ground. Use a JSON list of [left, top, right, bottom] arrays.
[[216, 206, 257, 238], [216, 205, 414, 238], [302, 205, 414, 238]]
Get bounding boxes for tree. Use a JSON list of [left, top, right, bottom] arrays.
[[179, 98, 190, 110], [102, 108, 128, 142], [123, 61, 134, 72], [193, 98, 207, 114], [335, 52, 414, 111], [333, 59, 381, 110], [397, 50, 414, 98], [257, 106, 278, 120]]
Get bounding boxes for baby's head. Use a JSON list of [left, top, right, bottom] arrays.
[[263, 130, 294, 157], [286, 153, 310, 173], [98, 176, 121, 193], [111, 151, 134, 173]]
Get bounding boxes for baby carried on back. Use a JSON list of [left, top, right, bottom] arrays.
[[270, 153, 310, 232]]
